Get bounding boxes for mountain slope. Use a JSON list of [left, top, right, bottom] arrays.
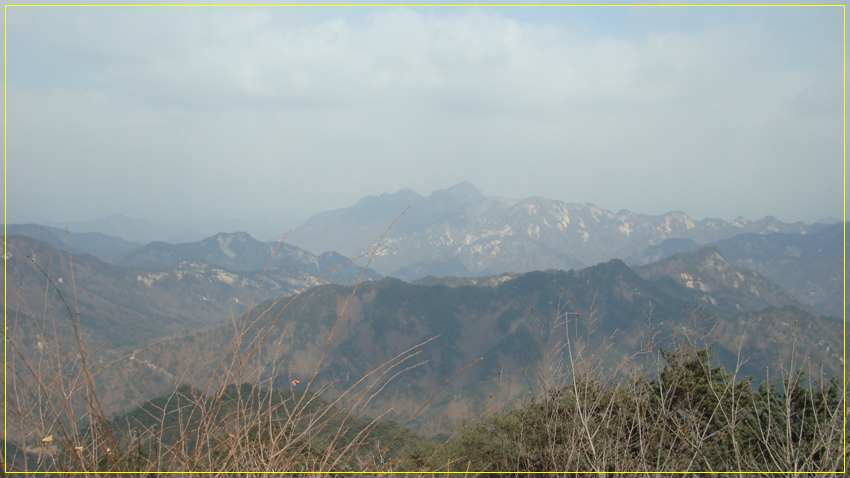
[[47, 214, 201, 244], [627, 223, 845, 318], [624, 238, 701, 267], [7, 223, 144, 262], [5, 234, 319, 348], [117, 257, 841, 434], [115, 231, 380, 284], [634, 246, 804, 314], [287, 183, 822, 279], [711, 223, 845, 318], [8, 234, 839, 434]]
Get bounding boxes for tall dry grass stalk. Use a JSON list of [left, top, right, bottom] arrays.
[[407, 297, 847, 476], [4, 212, 451, 475]]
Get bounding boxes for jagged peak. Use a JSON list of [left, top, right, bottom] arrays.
[[815, 216, 841, 225], [664, 210, 690, 219], [692, 245, 727, 261], [317, 250, 347, 260], [428, 182, 484, 200], [382, 187, 423, 200], [354, 187, 423, 208], [576, 257, 639, 279]]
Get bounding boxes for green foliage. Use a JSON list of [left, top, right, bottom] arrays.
[[749, 375, 844, 471], [405, 344, 847, 475]]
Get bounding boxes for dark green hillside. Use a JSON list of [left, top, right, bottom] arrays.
[[710, 305, 843, 379], [8, 235, 840, 443], [7, 243, 844, 473], [125, 255, 841, 435]]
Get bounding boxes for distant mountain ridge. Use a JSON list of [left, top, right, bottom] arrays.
[[118, 231, 318, 271], [287, 182, 825, 280], [43, 214, 298, 244], [7, 225, 380, 286], [713, 223, 845, 318], [626, 223, 845, 318], [634, 246, 804, 313], [7, 223, 143, 262], [4, 234, 321, 348], [7, 231, 840, 433], [46, 214, 200, 244], [115, 231, 381, 284], [119, 250, 842, 434]]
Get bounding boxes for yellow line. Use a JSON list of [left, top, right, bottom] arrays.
[[841, 6, 847, 473], [4, 4, 7, 475], [841, 6, 847, 474]]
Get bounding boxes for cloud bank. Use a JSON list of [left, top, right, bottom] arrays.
[[6, 7, 844, 227]]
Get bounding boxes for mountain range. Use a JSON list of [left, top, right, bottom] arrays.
[[8, 230, 838, 433], [286, 182, 827, 280], [7, 223, 143, 262], [7, 224, 381, 285], [5, 234, 320, 348], [626, 223, 845, 318], [42, 213, 298, 244], [5, 184, 844, 437], [114, 231, 381, 284], [116, 249, 842, 434]]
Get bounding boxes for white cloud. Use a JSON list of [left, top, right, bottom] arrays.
[[5, 7, 844, 225]]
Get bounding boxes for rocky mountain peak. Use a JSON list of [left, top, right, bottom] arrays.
[[355, 187, 423, 208], [287, 185, 827, 280], [572, 257, 640, 284], [635, 246, 801, 312], [429, 182, 484, 202], [691, 246, 728, 268]]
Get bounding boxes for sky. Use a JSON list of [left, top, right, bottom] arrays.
[[5, 6, 846, 231]]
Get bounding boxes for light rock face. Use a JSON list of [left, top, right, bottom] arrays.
[[708, 223, 845, 318], [118, 231, 320, 272], [634, 246, 802, 313], [3, 235, 321, 348], [287, 182, 819, 280], [134, 260, 316, 293], [114, 231, 380, 284]]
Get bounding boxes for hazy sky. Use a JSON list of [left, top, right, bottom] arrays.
[[5, 6, 845, 227]]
